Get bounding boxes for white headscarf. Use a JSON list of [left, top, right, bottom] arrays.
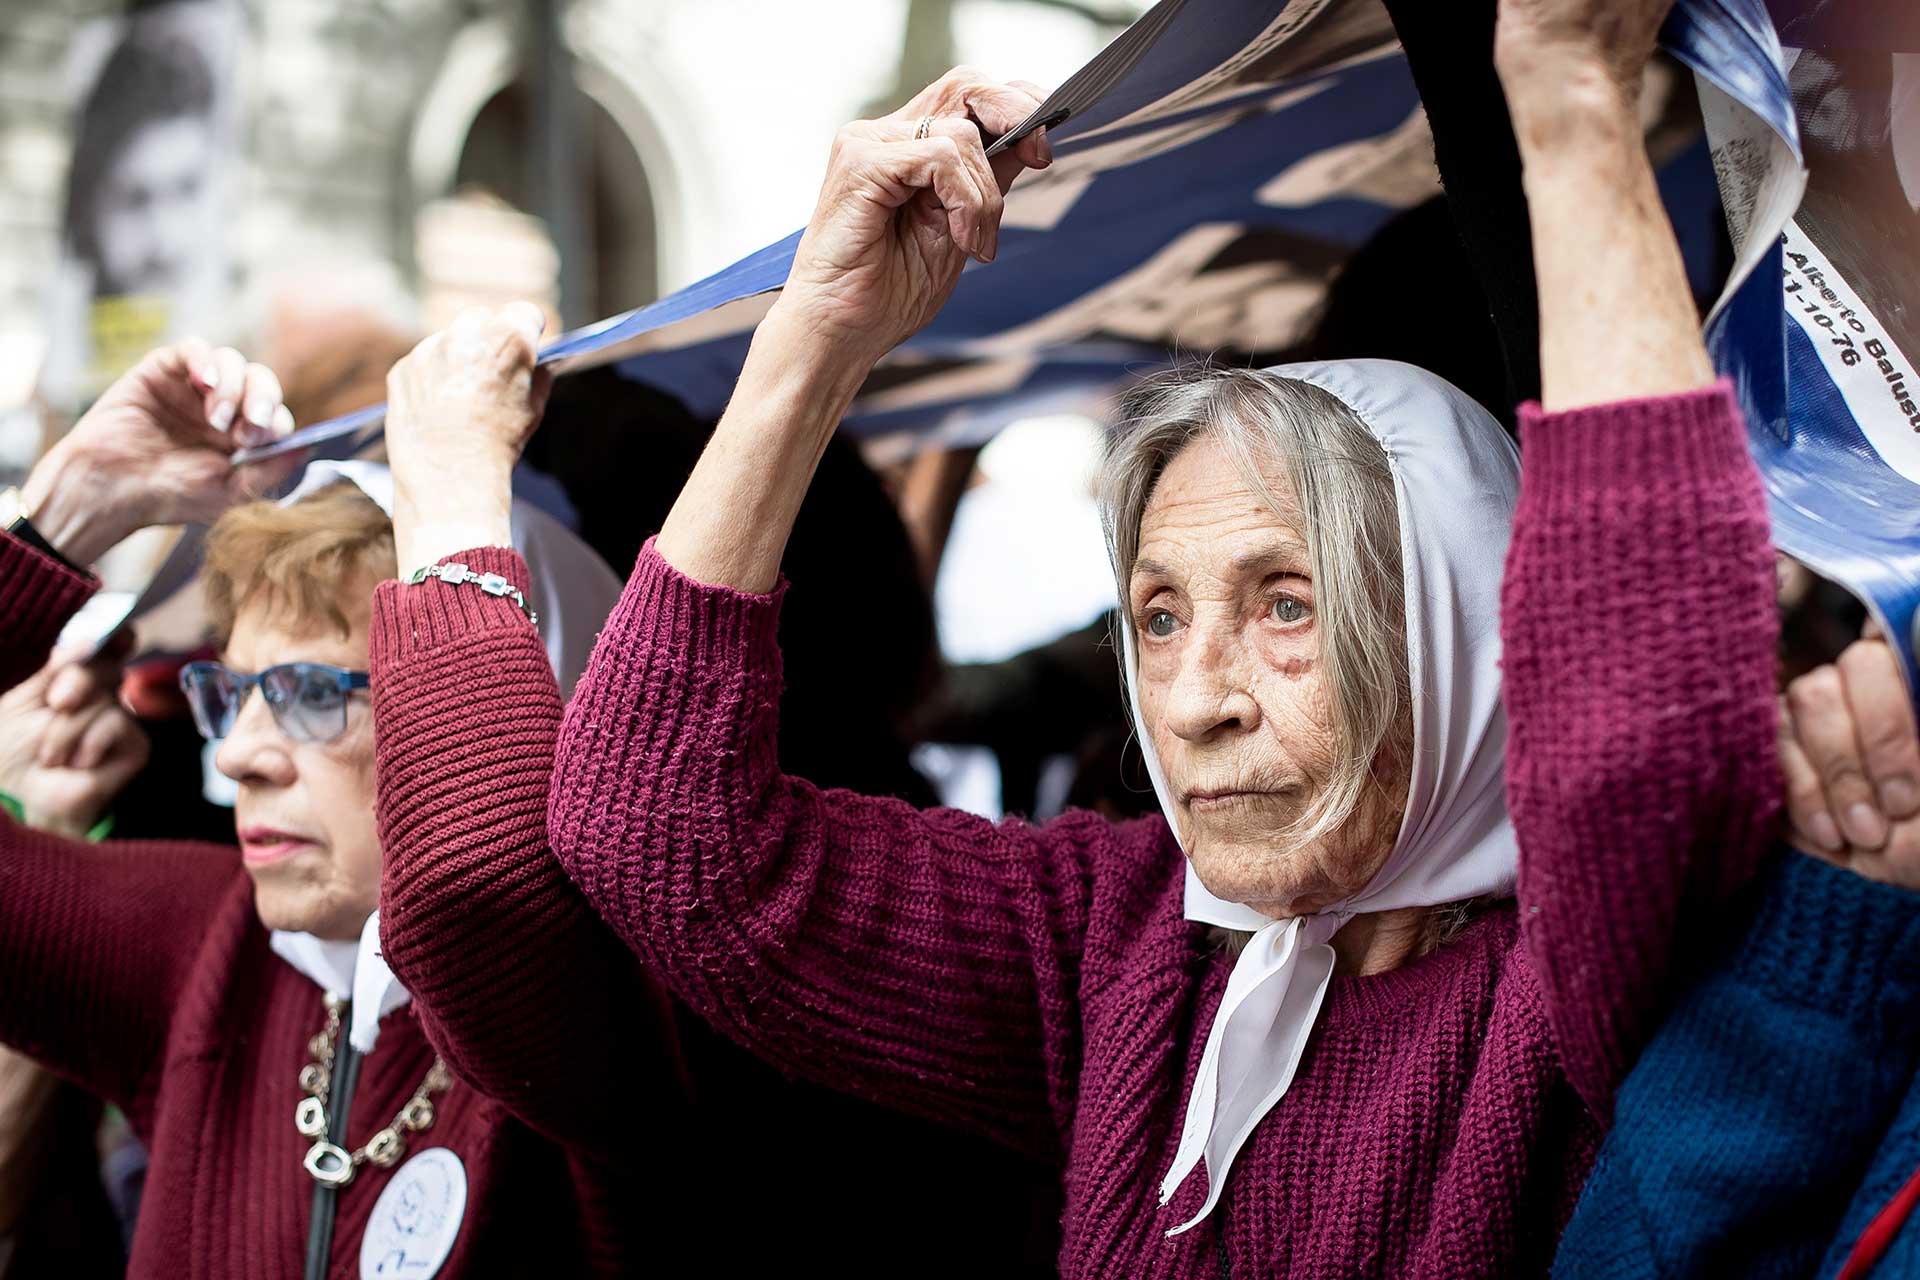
[[1124, 360, 1522, 1235], [266, 460, 625, 1052]]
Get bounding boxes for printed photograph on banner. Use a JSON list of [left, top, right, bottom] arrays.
[[39, 0, 242, 417], [1085, 0, 1397, 141]]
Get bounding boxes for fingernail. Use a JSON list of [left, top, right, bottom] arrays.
[[199, 365, 220, 389], [274, 404, 295, 436], [1806, 811, 1844, 852], [1880, 777, 1919, 816], [1843, 802, 1889, 849], [210, 400, 235, 432], [245, 395, 273, 429]]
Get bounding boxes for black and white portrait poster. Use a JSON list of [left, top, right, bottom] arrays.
[[42, 0, 242, 411]]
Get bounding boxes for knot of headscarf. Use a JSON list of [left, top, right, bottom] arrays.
[[1117, 360, 1523, 1235]]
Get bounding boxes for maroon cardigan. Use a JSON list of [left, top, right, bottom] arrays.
[[545, 385, 1784, 1278], [0, 538, 685, 1278]]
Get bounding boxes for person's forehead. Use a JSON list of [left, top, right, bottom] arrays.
[[222, 599, 369, 670], [1137, 437, 1305, 566]]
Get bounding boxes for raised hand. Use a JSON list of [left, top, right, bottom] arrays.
[[383, 301, 551, 576], [654, 70, 1050, 593], [19, 340, 301, 567], [1494, 0, 1674, 103], [0, 633, 148, 841], [1780, 633, 1920, 889], [778, 68, 1050, 371]]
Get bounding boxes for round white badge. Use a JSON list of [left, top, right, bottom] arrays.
[[359, 1147, 467, 1279]]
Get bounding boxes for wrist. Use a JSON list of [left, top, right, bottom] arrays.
[[27, 809, 96, 842], [756, 297, 885, 409], [394, 518, 514, 582], [1499, 52, 1639, 157], [0, 790, 94, 842], [19, 441, 134, 567], [391, 462, 514, 578]]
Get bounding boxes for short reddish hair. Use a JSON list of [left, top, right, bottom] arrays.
[[202, 482, 396, 641]]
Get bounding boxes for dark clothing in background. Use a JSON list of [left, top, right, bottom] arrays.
[[1379, 0, 1542, 414], [915, 611, 1126, 818], [3, 1087, 124, 1279], [1551, 852, 1920, 1279], [529, 368, 1064, 1274]]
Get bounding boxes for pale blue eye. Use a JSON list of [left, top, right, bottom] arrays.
[[1272, 597, 1308, 624], [1146, 610, 1179, 638]]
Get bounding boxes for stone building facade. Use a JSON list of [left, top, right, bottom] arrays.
[[0, 0, 1119, 482]]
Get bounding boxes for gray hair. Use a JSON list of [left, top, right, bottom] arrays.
[[1096, 364, 1412, 852]]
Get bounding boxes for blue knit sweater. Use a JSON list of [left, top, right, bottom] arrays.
[[1552, 849, 1920, 1278]]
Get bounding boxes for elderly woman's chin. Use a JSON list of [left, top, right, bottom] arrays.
[[1180, 796, 1397, 918], [245, 853, 378, 941], [1183, 823, 1345, 919]]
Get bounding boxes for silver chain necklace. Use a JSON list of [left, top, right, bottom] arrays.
[[295, 993, 452, 1187]]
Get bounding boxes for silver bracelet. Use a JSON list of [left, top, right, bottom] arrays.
[[405, 561, 539, 627]]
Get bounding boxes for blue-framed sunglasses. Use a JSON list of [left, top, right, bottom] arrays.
[[178, 661, 370, 744]]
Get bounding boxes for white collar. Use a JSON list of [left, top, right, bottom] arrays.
[[1122, 359, 1522, 1234], [269, 911, 411, 1054]]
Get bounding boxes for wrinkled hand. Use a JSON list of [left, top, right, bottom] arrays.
[[20, 341, 301, 567], [1494, 0, 1674, 109], [0, 633, 148, 840], [776, 67, 1052, 371], [1780, 634, 1920, 890], [384, 302, 550, 575]]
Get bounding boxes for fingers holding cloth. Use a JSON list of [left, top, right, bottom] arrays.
[[384, 300, 552, 577], [779, 69, 1051, 369], [20, 340, 302, 568], [656, 68, 1050, 593]]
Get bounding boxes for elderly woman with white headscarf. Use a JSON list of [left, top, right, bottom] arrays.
[[0, 333, 684, 1278], [394, 3, 1774, 1277]]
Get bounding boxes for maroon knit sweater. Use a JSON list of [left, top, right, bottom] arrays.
[[546, 385, 1783, 1278], [0, 539, 685, 1278]]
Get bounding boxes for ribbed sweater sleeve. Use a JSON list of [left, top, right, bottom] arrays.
[[0, 534, 95, 687], [1551, 852, 1920, 1279], [0, 533, 236, 1116], [549, 540, 1121, 1156], [1502, 383, 1780, 1123], [370, 547, 686, 1162]]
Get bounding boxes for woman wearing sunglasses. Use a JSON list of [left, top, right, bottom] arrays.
[[0, 336, 686, 1278]]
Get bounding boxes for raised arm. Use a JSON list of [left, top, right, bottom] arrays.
[[542, 74, 1128, 1152], [0, 341, 296, 1110], [372, 313, 686, 1161], [0, 540, 237, 1111], [654, 68, 1050, 591], [1493, 0, 1780, 1117]]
